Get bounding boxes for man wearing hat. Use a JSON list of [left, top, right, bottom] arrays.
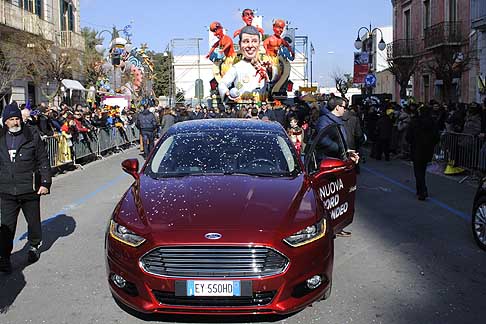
[[0, 102, 51, 273]]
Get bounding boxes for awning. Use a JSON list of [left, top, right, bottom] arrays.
[[61, 79, 86, 91]]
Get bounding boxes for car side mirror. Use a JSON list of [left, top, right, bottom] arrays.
[[318, 158, 347, 174], [121, 158, 139, 180]]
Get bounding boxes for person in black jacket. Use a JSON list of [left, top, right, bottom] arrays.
[[342, 106, 364, 173], [375, 110, 393, 161], [36, 106, 54, 137], [136, 105, 158, 158], [0, 102, 51, 273], [406, 105, 440, 201]]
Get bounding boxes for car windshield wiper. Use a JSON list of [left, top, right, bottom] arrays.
[[154, 172, 226, 178], [150, 171, 297, 179], [224, 171, 292, 178]]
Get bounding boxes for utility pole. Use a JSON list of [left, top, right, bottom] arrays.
[[310, 43, 314, 90], [190, 37, 203, 106], [197, 38, 201, 105]]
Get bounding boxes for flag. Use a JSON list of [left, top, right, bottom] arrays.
[[311, 43, 315, 55]]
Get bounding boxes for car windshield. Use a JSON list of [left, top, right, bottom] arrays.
[[146, 131, 301, 178]]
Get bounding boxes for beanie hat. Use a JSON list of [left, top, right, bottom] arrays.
[[2, 102, 22, 121]]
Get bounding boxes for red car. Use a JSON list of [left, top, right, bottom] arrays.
[[105, 119, 356, 315]]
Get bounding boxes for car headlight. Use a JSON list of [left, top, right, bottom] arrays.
[[283, 218, 326, 247], [110, 220, 146, 247]]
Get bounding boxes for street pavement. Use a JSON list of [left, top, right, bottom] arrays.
[[1, 148, 485, 324]]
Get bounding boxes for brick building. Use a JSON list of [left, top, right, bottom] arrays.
[[472, 0, 486, 102], [389, 0, 474, 103]]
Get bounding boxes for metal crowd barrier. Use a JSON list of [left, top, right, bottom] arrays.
[[433, 132, 486, 174], [43, 125, 141, 168]]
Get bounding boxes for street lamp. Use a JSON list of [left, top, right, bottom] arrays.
[[354, 24, 386, 95], [95, 27, 133, 92], [354, 24, 386, 52]]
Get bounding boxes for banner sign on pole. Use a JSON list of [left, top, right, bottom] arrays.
[[353, 52, 369, 84]]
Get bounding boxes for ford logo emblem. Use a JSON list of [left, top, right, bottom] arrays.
[[205, 233, 222, 240]]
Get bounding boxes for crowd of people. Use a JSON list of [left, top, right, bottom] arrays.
[[360, 98, 486, 163], [15, 102, 135, 140], [7, 95, 486, 165]]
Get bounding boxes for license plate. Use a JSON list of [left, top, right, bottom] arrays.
[[186, 280, 241, 297]]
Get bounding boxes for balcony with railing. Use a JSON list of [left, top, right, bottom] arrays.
[[471, 0, 486, 30], [0, 1, 84, 51], [387, 39, 417, 60], [424, 21, 464, 49]]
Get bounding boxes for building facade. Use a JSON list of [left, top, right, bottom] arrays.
[[472, 0, 486, 102], [390, 0, 473, 103], [0, 0, 84, 106]]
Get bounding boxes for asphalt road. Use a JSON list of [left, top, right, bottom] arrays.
[[1, 148, 485, 324]]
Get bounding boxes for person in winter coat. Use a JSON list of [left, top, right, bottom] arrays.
[[406, 105, 440, 200], [462, 103, 482, 136], [396, 106, 411, 158], [136, 105, 158, 158], [273, 104, 286, 126], [342, 106, 364, 152], [258, 103, 276, 121], [431, 102, 447, 132], [314, 96, 358, 237], [177, 107, 192, 122], [221, 106, 237, 118], [366, 105, 380, 159], [374, 110, 393, 161], [0, 102, 51, 273], [342, 106, 364, 172], [36, 106, 54, 137], [160, 108, 176, 137], [191, 105, 205, 120]]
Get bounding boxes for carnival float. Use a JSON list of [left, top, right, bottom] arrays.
[[209, 8, 295, 105], [91, 25, 155, 109]]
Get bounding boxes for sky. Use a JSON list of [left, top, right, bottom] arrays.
[[81, 0, 393, 87]]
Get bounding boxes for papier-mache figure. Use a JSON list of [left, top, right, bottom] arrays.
[[218, 26, 270, 103], [233, 8, 264, 39], [264, 19, 294, 58], [206, 21, 236, 62]]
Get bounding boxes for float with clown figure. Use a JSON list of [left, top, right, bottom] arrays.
[[209, 8, 294, 104]]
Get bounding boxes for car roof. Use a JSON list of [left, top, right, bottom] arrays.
[[166, 119, 287, 135]]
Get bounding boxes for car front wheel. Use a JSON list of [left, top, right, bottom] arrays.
[[472, 198, 486, 251]]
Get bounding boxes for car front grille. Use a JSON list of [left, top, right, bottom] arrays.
[[140, 246, 288, 278], [152, 290, 276, 307]]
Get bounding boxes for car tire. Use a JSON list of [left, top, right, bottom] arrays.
[[322, 280, 332, 300], [472, 197, 486, 251]]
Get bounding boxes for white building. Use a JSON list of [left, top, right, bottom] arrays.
[[0, 0, 84, 107], [374, 26, 393, 73]]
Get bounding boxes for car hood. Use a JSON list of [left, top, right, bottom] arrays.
[[116, 174, 316, 243]]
